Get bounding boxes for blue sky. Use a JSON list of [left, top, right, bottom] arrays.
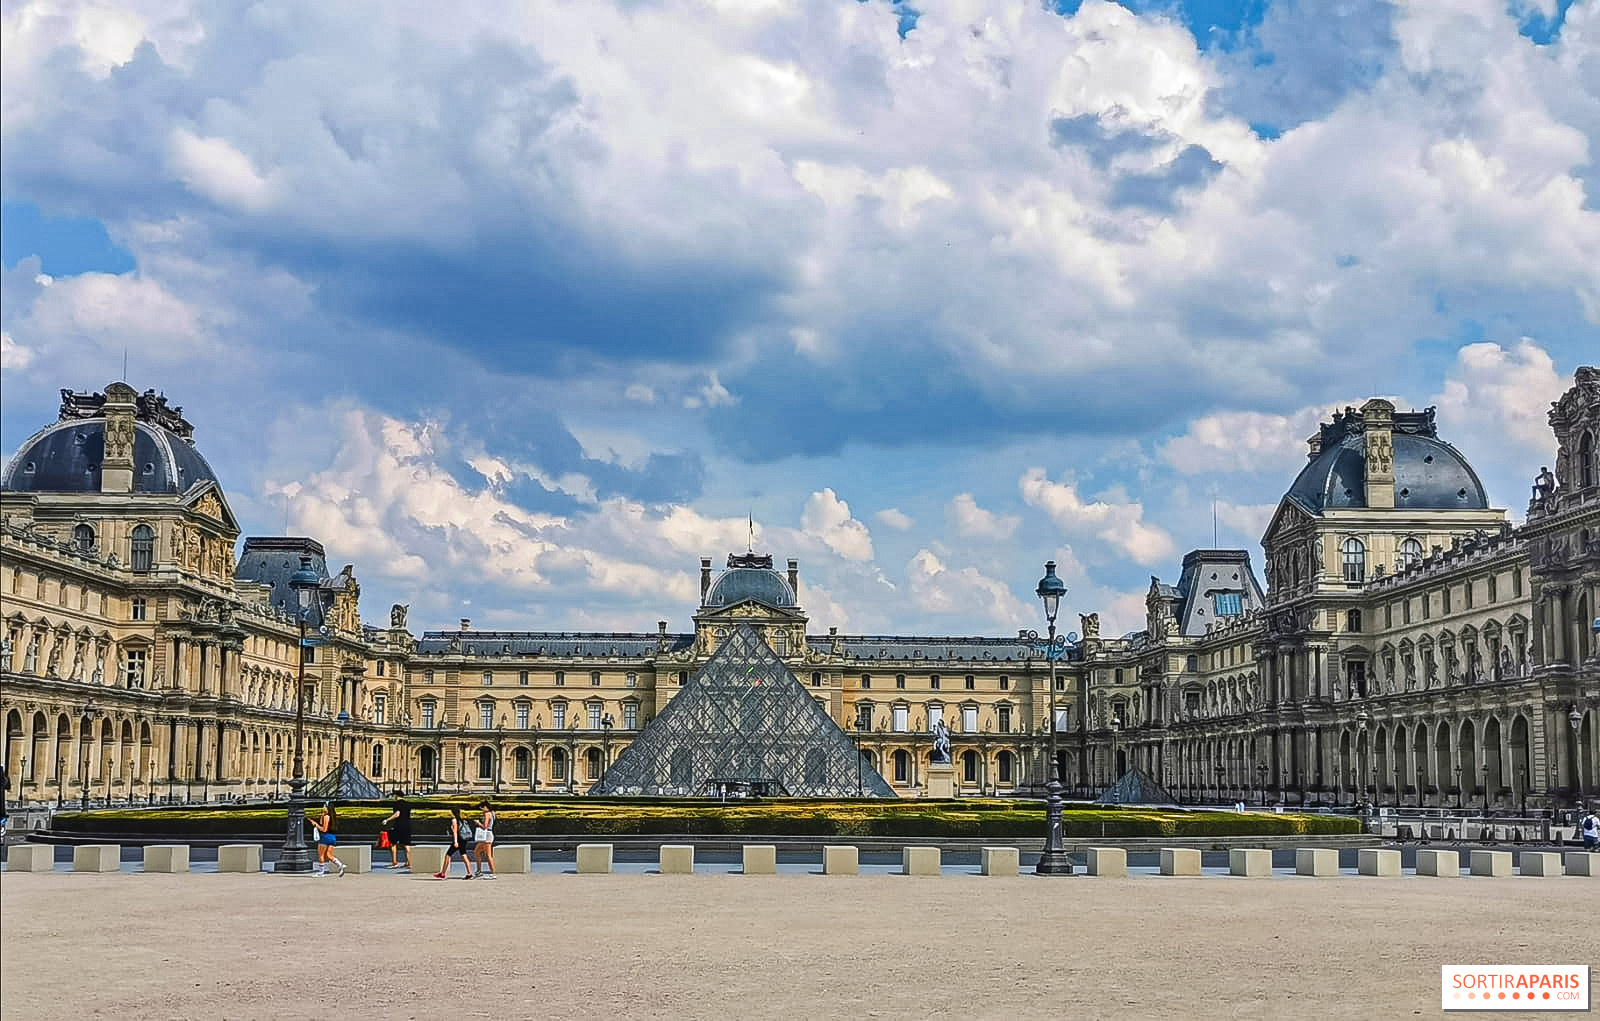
[[2, 0, 1597, 638]]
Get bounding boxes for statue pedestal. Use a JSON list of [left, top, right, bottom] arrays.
[[927, 764, 956, 799]]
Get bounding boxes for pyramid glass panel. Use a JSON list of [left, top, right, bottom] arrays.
[[305, 761, 385, 801], [1093, 767, 1178, 807], [593, 623, 895, 797]]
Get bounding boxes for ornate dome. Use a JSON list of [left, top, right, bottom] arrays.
[[1, 385, 219, 495], [705, 566, 796, 609], [1285, 406, 1489, 513]]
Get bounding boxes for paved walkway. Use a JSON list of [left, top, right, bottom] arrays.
[[2, 869, 1590, 1019]]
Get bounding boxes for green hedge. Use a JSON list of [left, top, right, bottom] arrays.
[[50, 799, 1360, 839]]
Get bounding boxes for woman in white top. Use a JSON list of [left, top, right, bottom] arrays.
[[473, 800, 497, 878]]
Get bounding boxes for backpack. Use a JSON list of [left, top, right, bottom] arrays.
[[454, 818, 472, 846]]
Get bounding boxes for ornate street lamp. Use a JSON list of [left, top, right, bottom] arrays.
[[601, 713, 614, 774], [1480, 762, 1489, 816], [279, 556, 332, 875], [495, 715, 506, 795], [76, 700, 100, 811], [1454, 764, 1463, 811], [1417, 764, 1427, 810], [530, 715, 542, 793], [1569, 704, 1584, 805], [1256, 761, 1267, 808], [273, 755, 283, 800], [1029, 560, 1072, 875]]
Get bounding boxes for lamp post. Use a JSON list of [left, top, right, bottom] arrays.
[[854, 722, 864, 797], [279, 555, 330, 876], [601, 713, 614, 776], [1454, 764, 1463, 811], [565, 723, 577, 794], [273, 755, 283, 800], [1569, 704, 1584, 806], [1214, 764, 1224, 805], [1417, 765, 1426, 809], [531, 715, 542, 793], [1355, 709, 1371, 808], [56, 756, 66, 809], [1257, 762, 1267, 807], [1480, 762, 1489, 816], [76, 700, 100, 811], [1031, 560, 1072, 875], [1517, 764, 1527, 816], [495, 716, 506, 795]]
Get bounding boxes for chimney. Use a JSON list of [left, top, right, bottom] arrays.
[[459, 618, 471, 631], [1362, 398, 1396, 508], [1305, 433, 1322, 460], [787, 558, 799, 598], [658, 620, 667, 635], [700, 558, 712, 601], [100, 381, 138, 494]]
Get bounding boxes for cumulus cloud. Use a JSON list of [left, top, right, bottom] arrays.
[[875, 507, 914, 531], [905, 549, 1030, 629], [947, 492, 1020, 540], [800, 488, 874, 561], [1019, 467, 1175, 565], [0, 331, 34, 370]]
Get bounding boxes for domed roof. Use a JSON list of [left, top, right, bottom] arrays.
[[1286, 421, 1489, 513], [705, 567, 796, 609], [1, 387, 219, 495]]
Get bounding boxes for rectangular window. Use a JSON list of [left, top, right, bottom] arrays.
[[555, 671, 565, 686], [812, 672, 822, 687], [425, 669, 434, 685], [961, 706, 978, 731], [860, 673, 871, 689], [1403, 600, 1412, 624], [626, 672, 637, 688], [588, 704, 602, 729], [1512, 569, 1523, 597], [516, 702, 529, 729], [477, 751, 493, 781], [1385, 603, 1393, 629], [376, 660, 385, 677], [482, 670, 493, 686], [997, 705, 1012, 733], [1423, 594, 1431, 620], [552, 755, 567, 781], [374, 695, 387, 726], [1488, 574, 1498, 602], [519, 670, 530, 686], [892, 705, 908, 733], [124, 649, 146, 689], [624, 703, 638, 729], [855, 703, 873, 730], [514, 752, 530, 780], [130, 597, 147, 621], [999, 675, 1009, 691], [480, 703, 494, 729], [678, 671, 688, 686], [930, 675, 940, 690], [421, 703, 435, 729], [1213, 591, 1242, 616], [1055, 677, 1065, 691], [1442, 587, 1452, 613], [1053, 707, 1069, 732], [590, 671, 601, 687], [1114, 668, 1124, 683], [964, 675, 975, 691], [552, 704, 567, 729], [896, 674, 906, 689], [772, 631, 787, 656], [304, 645, 316, 664], [928, 704, 944, 730]]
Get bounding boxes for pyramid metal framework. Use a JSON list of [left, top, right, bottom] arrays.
[[305, 761, 385, 801], [592, 623, 895, 797], [1093, 767, 1179, 807]]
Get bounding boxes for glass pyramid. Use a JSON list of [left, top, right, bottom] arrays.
[[593, 623, 895, 797], [305, 761, 386, 801], [1093, 767, 1179, 807]]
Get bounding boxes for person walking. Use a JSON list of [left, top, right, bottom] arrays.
[[314, 802, 347, 877], [381, 795, 413, 870], [434, 806, 476, 879], [1582, 808, 1599, 851], [473, 801, 497, 879]]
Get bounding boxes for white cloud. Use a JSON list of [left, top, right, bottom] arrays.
[[0, 331, 34, 370], [905, 549, 1030, 628], [169, 128, 276, 211], [875, 507, 914, 531], [1432, 339, 1566, 453], [683, 371, 736, 409], [800, 488, 874, 561], [624, 383, 655, 402], [1019, 467, 1175, 565], [947, 492, 1020, 540]]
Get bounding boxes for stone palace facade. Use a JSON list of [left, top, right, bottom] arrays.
[[2, 372, 1596, 811]]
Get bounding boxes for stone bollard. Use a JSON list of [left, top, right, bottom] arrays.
[[1417, 849, 1459, 877], [1160, 848, 1201, 876], [1229, 848, 1272, 878], [6, 844, 55, 872], [1519, 851, 1562, 877], [660, 845, 695, 875], [1358, 848, 1401, 877], [980, 846, 1019, 877], [331, 843, 372, 874], [72, 844, 121, 873], [1564, 852, 1599, 877], [411, 845, 448, 876], [1087, 847, 1127, 877], [825, 844, 864, 883], [493, 844, 531, 874], [143, 845, 190, 873], [576, 844, 614, 874], [901, 846, 940, 876], [218, 844, 262, 873], [1468, 850, 1512, 877], [1295, 848, 1339, 877], [742, 845, 778, 875], [823, 845, 859, 875]]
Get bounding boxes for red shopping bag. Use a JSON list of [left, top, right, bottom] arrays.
[[378, 830, 391, 850]]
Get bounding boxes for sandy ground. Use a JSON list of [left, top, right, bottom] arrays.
[[1, 870, 1594, 1020]]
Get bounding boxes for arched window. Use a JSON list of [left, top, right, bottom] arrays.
[[130, 524, 154, 572], [418, 746, 436, 781], [72, 524, 95, 554], [586, 747, 603, 780], [893, 749, 909, 783], [513, 746, 530, 780], [1342, 537, 1366, 583], [1581, 431, 1596, 489], [1185, 654, 1198, 673], [962, 749, 979, 783], [371, 743, 384, 778], [550, 748, 568, 781], [477, 746, 494, 780], [997, 751, 1013, 784], [1400, 538, 1423, 569]]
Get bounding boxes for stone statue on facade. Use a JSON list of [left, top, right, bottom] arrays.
[[390, 603, 409, 630], [931, 720, 952, 765], [23, 637, 39, 674], [1498, 646, 1513, 681], [1532, 466, 1557, 506], [45, 637, 62, 677], [92, 649, 105, 685], [70, 642, 85, 681], [1079, 612, 1100, 640]]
